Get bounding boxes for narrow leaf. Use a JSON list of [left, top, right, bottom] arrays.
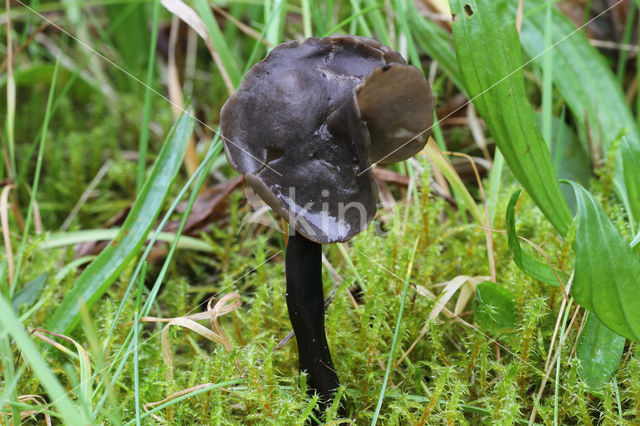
[[193, 0, 242, 90], [42, 229, 213, 252], [576, 313, 625, 393], [450, 0, 572, 236], [48, 113, 194, 333], [567, 180, 640, 342], [409, 5, 463, 90]]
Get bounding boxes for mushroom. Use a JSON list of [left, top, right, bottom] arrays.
[[220, 36, 434, 415]]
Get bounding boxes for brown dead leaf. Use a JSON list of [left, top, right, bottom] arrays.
[[164, 175, 244, 233]]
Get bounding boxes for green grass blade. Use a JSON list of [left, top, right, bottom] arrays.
[[93, 139, 222, 415], [301, 0, 312, 37], [105, 1, 150, 78], [0, 332, 20, 424], [136, 0, 161, 192], [347, 0, 373, 37], [615, 1, 636, 83], [371, 238, 419, 425], [193, 0, 241, 90], [80, 301, 122, 424], [322, 3, 383, 37], [409, 6, 464, 92], [12, 58, 60, 293], [122, 380, 244, 425], [42, 229, 213, 252], [425, 140, 483, 224], [361, 0, 391, 46], [47, 112, 194, 334], [393, 0, 422, 71], [133, 261, 146, 426], [566, 180, 640, 342], [12, 273, 47, 312], [0, 295, 88, 424], [515, 0, 640, 225], [263, 0, 287, 47], [450, 0, 572, 236]]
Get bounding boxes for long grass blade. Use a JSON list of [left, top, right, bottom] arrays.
[[371, 238, 419, 425], [193, 0, 241, 91], [48, 111, 194, 333], [12, 58, 60, 293], [136, 0, 161, 191]]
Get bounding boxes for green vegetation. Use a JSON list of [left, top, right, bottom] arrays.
[[1, 0, 640, 424]]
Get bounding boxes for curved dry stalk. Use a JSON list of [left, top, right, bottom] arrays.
[[155, 292, 242, 380], [0, 394, 53, 426], [207, 292, 242, 352], [1, 184, 15, 284], [167, 16, 199, 178]]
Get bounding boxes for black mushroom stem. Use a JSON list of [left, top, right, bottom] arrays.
[[285, 228, 340, 411]]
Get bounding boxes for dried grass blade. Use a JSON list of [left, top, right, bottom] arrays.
[[168, 16, 199, 177], [1, 184, 15, 284], [159, 293, 241, 380]]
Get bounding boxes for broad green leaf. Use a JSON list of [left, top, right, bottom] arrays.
[[474, 281, 519, 335], [576, 313, 625, 393], [515, 1, 640, 226], [0, 295, 88, 424], [567, 181, 640, 342], [506, 190, 565, 286], [48, 112, 194, 334], [449, 0, 572, 236]]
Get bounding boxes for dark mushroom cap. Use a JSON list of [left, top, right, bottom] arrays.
[[221, 36, 434, 243]]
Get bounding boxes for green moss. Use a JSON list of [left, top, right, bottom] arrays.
[[2, 1, 639, 424]]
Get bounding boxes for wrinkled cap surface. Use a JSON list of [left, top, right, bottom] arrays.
[[221, 36, 435, 243]]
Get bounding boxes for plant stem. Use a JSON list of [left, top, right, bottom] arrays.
[[285, 229, 340, 415]]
